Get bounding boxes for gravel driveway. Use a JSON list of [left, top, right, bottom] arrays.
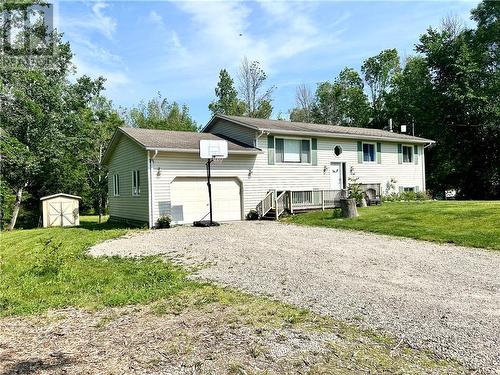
[[90, 221, 500, 373]]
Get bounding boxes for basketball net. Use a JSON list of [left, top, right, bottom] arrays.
[[211, 155, 224, 163]]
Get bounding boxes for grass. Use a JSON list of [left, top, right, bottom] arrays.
[[284, 200, 500, 250], [0, 216, 465, 372], [0, 216, 202, 316]]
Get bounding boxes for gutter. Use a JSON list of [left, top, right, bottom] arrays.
[[144, 147, 262, 154], [260, 128, 435, 144]]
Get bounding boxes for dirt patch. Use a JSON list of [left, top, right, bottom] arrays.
[[0, 295, 463, 375]]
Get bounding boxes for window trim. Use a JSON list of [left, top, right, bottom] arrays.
[[132, 170, 141, 196], [113, 174, 120, 197], [403, 186, 415, 192], [362, 142, 377, 164], [275, 136, 312, 165], [402, 144, 414, 164]]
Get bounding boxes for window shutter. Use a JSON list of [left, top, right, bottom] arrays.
[[357, 141, 362, 163], [267, 135, 274, 165], [311, 138, 318, 166], [397, 144, 403, 164], [376, 143, 382, 164], [399, 186, 404, 193], [414, 145, 419, 164], [415, 186, 420, 192]]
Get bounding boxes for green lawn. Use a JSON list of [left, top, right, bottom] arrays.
[[0, 216, 465, 372], [285, 201, 500, 250]]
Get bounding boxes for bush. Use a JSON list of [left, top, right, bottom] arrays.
[[381, 191, 431, 202], [30, 239, 64, 277], [347, 176, 364, 205], [156, 215, 171, 229], [246, 209, 259, 220]]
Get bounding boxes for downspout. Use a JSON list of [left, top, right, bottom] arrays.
[[148, 149, 158, 228]]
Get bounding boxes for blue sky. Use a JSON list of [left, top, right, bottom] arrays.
[[57, 0, 479, 126]]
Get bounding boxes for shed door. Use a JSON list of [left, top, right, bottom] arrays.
[[170, 177, 242, 224], [48, 200, 76, 226]]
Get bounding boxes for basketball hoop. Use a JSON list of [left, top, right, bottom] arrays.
[[195, 140, 229, 227]]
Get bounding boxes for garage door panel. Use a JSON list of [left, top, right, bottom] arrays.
[[170, 178, 241, 224]]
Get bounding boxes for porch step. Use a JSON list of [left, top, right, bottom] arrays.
[[261, 209, 277, 220]]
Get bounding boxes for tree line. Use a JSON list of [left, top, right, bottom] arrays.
[[1, 1, 498, 230], [209, 2, 499, 199]]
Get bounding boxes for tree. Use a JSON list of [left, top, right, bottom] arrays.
[[208, 69, 245, 116], [238, 57, 274, 118], [312, 68, 370, 126], [127, 93, 198, 131], [0, 133, 38, 230], [361, 49, 400, 128], [0, 2, 113, 228], [289, 84, 314, 123], [80, 96, 123, 223], [410, 3, 499, 198]]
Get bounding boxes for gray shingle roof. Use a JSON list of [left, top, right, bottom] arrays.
[[210, 115, 434, 144], [119, 127, 260, 153]]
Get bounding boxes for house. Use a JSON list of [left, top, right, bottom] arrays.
[[102, 115, 434, 227]]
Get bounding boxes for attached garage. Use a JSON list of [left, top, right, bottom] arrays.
[[170, 177, 242, 224]]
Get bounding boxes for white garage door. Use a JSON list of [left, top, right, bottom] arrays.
[[170, 177, 242, 224]]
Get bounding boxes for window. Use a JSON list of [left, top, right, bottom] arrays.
[[403, 187, 414, 192], [363, 143, 376, 162], [333, 145, 342, 157], [132, 170, 140, 196], [113, 174, 120, 196], [275, 138, 310, 163], [402, 145, 413, 163]]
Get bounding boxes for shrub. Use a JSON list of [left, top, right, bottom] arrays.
[[381, 191, 431, 202], [347, 176, 364, 205], [30, 239, 64, 276], [246, 209, 259, 220], [156, 215, 171, 229]]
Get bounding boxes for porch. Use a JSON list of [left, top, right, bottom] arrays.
[[256, 189, 347, 220]]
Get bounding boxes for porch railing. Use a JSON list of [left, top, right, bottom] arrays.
[[256, 190, 274, 217], [289, 189, 346, 213], [255, 189, 347, 220], [275, 191, 288, 219]]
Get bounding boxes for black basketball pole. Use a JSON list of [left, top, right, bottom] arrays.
[[206, 158, 213, 225]]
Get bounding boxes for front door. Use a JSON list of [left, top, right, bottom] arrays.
[[330, 162, 343, 190]]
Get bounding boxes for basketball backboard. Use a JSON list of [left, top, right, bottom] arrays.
[[200, 140, 228, 159]]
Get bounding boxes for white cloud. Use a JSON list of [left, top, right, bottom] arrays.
[[61, 1, 117, 40]]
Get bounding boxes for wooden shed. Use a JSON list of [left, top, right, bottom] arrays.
[[41, 193, 81, 227]]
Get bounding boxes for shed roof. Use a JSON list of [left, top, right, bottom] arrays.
[[204, 115, 435, 144], [40, 193, 82, 201]]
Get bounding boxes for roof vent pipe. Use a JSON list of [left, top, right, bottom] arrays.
[[388, 118, 393, 132]]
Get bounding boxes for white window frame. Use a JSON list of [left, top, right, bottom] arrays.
[[275, 136, 312, 165], [132, 170, 140, 196], [362, 142, 376, 163], [403, 187, 415, 192], [402, 144, 414, 164], [113, 174, 120, 196]]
